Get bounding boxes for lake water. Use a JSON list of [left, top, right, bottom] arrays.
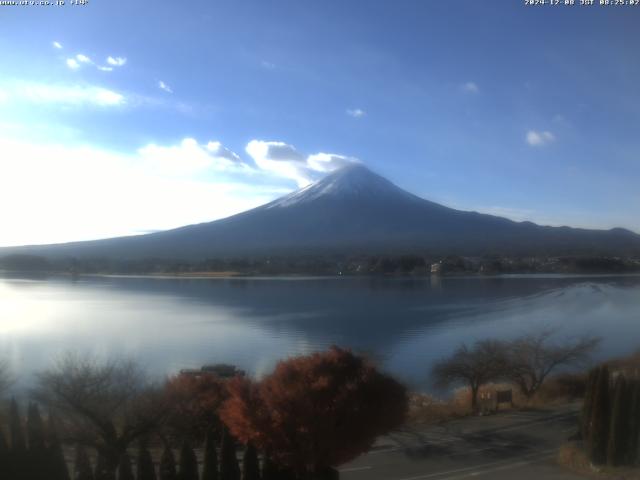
[[1, 274, 639, 392]]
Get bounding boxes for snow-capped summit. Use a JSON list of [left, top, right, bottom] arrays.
[[267, 163, 418, 208]]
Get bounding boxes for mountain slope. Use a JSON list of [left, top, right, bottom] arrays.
[[3, 164, 640, 259]]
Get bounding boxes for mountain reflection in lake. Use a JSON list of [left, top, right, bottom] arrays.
[[1, 274, 639, 392]]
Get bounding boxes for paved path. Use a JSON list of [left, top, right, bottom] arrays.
[[339, 405, 587, 480]]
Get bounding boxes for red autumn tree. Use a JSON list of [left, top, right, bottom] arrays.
[[221, 346, 407, 476], [164, 372, 229, 441]]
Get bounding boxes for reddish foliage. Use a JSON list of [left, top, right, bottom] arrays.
[[221, 346, 407, 473], [220, 376, 268, 446], [164, 372, 229, 440]]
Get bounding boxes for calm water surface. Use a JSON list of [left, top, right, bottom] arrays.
[[1, 274, 639, 391]]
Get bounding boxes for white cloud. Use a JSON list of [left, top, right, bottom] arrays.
[[64, 54, 125, 72], [526, 130, 555, 147], [93, 89, 124, 106], [138, 138, 251, 176], [246, 141, 309, 187], [0, 81, 197, 113], [206, 141, 243, 163], [461, 81, 479, 94], [106, 56, 127, 67], [158, 80, 173, 93], [63, 53, 124, 72], [261, 60, 276, 69], [10, 83, 125, 107], [346, 108, 365, 118], [307, 153, 360, 172], [246, 140, 359, 187], [249, 141, 306, 163], [52, 41, 63, 49], [76, 54, 92, 64], [66, 58, 80, 70], [0, 137, 278, 247]]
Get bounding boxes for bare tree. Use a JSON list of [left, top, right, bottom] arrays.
[[432, 340, 508, 411], [504, 330, 600, 399], [32, 354, 167, 476]]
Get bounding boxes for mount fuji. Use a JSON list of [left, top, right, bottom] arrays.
[[3, 164, 640, 259]]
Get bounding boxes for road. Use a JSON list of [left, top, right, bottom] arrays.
[[339, 404, 586, 480]]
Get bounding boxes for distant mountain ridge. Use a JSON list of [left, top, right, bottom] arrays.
[[3, 164, 640, 259]]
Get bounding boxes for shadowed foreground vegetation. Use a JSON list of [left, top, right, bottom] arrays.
[[1, 337, 638, 479], [555, 351, 640, 478], [0, 347, 408, 480]]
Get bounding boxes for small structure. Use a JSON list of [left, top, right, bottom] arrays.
[[479, 389, 514, 415], [478, 391, 495, 415], [496, 389, 514, 410]]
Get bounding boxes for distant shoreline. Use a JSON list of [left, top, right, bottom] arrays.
[[2, 252, 639, 279], [3, 270, 640, 281]]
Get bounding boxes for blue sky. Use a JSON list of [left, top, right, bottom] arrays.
[[1, 0, 639, 246]]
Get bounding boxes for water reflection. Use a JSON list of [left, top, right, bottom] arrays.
[[0, 274, 639, 391]]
